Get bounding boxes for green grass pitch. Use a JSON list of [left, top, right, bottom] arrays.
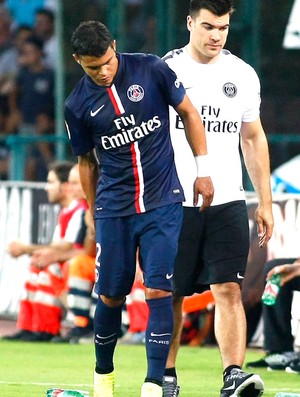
[[0, 341, 299, 396]]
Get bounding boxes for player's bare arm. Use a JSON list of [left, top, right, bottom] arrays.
[[78, 151, 99, 219], [240, 117, 274, 247], [175, 94, 214, 211]]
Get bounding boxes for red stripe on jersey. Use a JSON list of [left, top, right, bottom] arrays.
[[130, 142, 142, 213], [107, 86, 122, 115]]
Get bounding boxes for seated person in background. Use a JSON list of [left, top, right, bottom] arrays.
[[246, 258, 300, 373], [3, 161, 87, 342], [29, 163, 97, 344]]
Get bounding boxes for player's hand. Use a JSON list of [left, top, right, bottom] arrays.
[[193, 176, 214, 211], [255, 205, 274, 248], [7, 240, 26, 258]]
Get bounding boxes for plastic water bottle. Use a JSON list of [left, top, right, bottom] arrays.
[[275, 393, 300, 397], [57, 391, 88, 396], [261, 273, 282, 305], [46, 389, 65, 397], [46, 389, 89, 396]]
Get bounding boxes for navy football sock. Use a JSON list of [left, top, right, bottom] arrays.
[[94, 297, 122, 374], [145, 295, 173, 384]]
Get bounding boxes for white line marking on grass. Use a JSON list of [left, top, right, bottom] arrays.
[[0, 381, 92, 387], [267, 388, 300, 393]]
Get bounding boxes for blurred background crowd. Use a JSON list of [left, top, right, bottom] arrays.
[[0, 0, 299, 186]]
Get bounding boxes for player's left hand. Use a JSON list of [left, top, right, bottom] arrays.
[[193, 176, 214, 211], [255, 205, 274, 248]]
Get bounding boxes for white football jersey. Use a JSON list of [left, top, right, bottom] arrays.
[[164, 47, 261, 206]]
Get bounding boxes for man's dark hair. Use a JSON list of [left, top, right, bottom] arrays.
[[189, 0, 234, 18], [24, 35, 44, 51], [49, 161, 75, 183], [35, 8, 55, 23], [71, 20, 114, 57]]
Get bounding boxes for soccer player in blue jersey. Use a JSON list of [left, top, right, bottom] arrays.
[[64, 20, 214, 397]]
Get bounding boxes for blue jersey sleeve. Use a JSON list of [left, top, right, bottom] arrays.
[[64, 102, 95, 156], [150, 56, 185, 109]]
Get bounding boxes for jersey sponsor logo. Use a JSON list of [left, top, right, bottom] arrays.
[[90, 104, 105, 117], [127, 84, 144, 102], [101, 114, 162, 150], [175, 113, 238, 134], [222, 82, 237, 98], [237, 272, 244, 279], [166, 273, 173, 279]]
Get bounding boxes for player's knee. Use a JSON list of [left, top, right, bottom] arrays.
[[100, 294, 125, 307], [211, 282, 241, 304], [144, 288, 172, 300]]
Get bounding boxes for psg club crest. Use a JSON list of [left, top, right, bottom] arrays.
[[127, 84, 144, 102], [222, 82, 237, 98]]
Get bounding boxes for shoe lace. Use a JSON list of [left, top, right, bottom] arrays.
[[225, 370, 247, 381], [163, 381, 179, 397]]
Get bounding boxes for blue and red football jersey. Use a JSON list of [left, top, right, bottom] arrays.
[[65, 52, 185, 218]]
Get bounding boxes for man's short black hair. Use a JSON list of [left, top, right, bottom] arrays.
[[24, 36, 44, 51], [189, 0, 234, 18], [71, 20, 114, 57], [35, 8, 55, 23], [48, 161, 75, 183]]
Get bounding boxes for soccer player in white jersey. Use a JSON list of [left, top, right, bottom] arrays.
[[162, 1, 274, 397]]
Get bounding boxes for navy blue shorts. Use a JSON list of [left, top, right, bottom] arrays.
[[173, 200, 249, 296], [94, 203, 183, 297]]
